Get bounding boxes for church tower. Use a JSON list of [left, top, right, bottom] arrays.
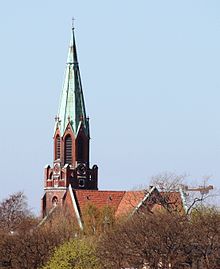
[[42, 25, 98, 216]]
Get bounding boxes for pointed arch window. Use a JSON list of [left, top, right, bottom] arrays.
[[55, 135, 61, 160], [64, 135, 72, 165], [77, 137, 84, 162]]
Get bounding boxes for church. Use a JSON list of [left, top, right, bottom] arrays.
[[41, 25, 183, 227]]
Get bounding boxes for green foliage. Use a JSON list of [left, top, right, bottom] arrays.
[[83, 203, 100, 235], [43, 238, 100, 269], [83, 203, 115, 235]]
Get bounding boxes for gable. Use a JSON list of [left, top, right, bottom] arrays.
[[115, 191, 145, 217]]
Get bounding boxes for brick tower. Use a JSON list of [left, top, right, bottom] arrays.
[[42, 25, 98, 217]]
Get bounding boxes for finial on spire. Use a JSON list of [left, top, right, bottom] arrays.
[[72, 17, 75, 30]]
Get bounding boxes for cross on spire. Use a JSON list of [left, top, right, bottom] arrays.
[[55, 115, 60, 122], [72, 17, 75, 30]]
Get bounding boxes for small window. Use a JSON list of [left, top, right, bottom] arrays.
[[52, 196, 58, 207], [79, 179, 85, 188]]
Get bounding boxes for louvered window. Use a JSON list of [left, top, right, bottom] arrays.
[[55, 135, 61, 160], [64, 135, 72, 164]]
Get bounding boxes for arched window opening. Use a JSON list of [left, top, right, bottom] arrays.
[[77, 137, 84, 162], [55, 135, 61, 160], [49, 172, 53, 179], [52, 196, 58, 207], [79, 179, 85, 188], [64, 135, 72, 164]]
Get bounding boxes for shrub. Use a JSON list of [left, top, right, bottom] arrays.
[[43, 238, 100, 269]]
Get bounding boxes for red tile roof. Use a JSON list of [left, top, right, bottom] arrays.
[[64, 188, 184, 222], [74, 190, 126, 214]]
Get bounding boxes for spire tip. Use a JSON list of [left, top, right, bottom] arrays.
[[72, 17, 75, 30]]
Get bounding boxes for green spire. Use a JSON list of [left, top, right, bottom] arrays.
[[56, 26, 89, 137]]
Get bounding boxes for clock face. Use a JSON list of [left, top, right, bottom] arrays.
[[77, 163, 86, 176]]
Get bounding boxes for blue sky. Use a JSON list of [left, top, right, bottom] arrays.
[[0, 1, 220, 214]]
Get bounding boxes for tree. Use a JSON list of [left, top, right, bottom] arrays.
[[0, 195, 80, 269], [42, 238, 100, 269], [97, 211, 190, 269], [0, 192, 37, 268], [186, 207, 220, 269], [150, 172, 216, 215], [82, 203, 115, 235], [0, 191, 34, 233], [97, 207, 220, 269]]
